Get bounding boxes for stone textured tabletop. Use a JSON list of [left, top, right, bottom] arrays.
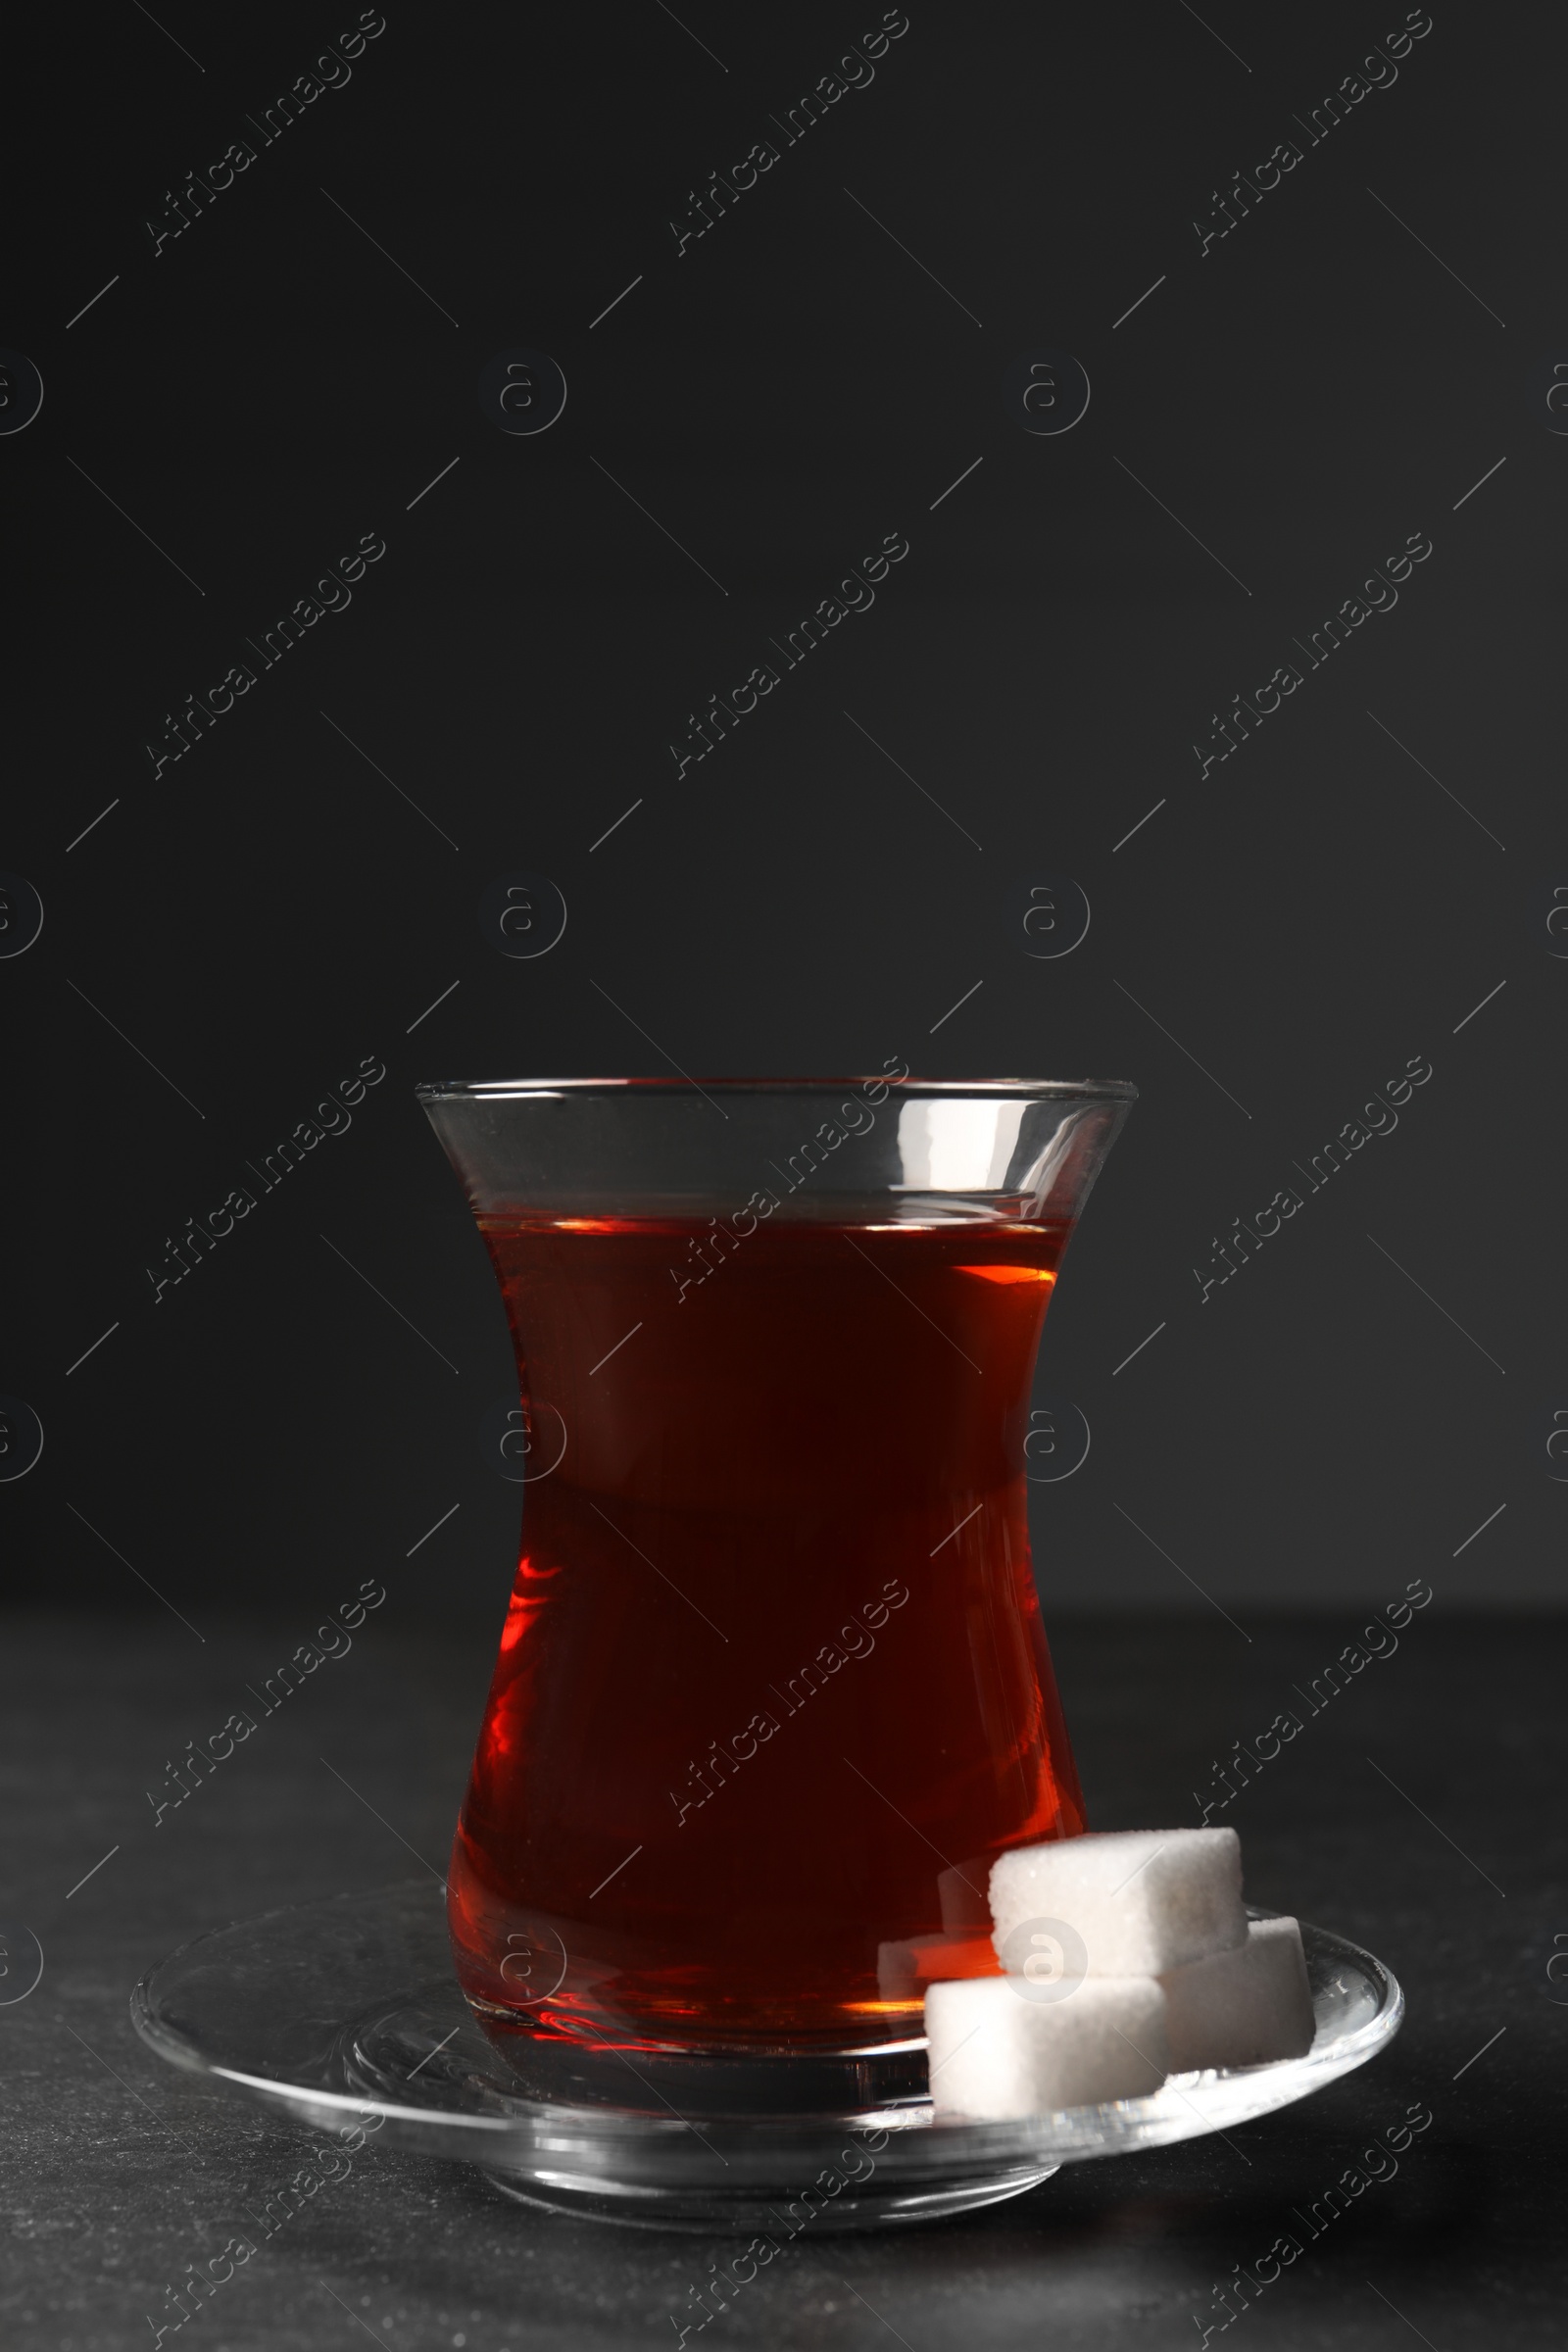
[[4, 1610, 1561, 2351]]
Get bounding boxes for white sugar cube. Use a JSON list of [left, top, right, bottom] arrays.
[[925, 1974, 1170, 2121], [1159, 1915, 1315, 2071], [990, 1829, 1247, 1978], [937, 1859, 992, 1933], [876, 1933, 996, 2003]]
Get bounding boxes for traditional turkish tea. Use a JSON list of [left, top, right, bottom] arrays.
[[447, 1208, 1086, 2049]]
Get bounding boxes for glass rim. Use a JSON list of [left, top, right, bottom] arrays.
[[415, 1075, 1138, 1103]]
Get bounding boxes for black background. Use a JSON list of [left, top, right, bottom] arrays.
[[5, 0, 1560, 1620], [4, 5, 1565, 2346]]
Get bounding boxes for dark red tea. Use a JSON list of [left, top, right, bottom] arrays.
[[447, 1208, 1086, 2049]]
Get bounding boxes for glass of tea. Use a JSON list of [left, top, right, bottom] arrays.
[[418, 1073, 1134, 2112]]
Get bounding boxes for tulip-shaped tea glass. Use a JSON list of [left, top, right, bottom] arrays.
[[419, 1075, 1134, 2120]]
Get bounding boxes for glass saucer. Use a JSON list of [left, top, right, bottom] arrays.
[[131, 1883, 1402, 2232]]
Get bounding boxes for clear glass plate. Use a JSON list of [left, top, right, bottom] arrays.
[[131, 1883, 1402, 2232]]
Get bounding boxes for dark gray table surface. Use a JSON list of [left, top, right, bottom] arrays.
[[3, 1607, 1561, 2351]]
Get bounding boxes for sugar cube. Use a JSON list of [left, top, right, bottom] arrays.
[[876, 1933, 999, 2003], [1159, 1915, 1315, 2071], [925, 1974, 1171, 2121], [937, 1858, 993, 1933], [990, 1829, 1247, 1978]]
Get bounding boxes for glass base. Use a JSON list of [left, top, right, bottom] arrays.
[[475, 2160, 1061, 2232], [446, 1997, 935, 2111], [131, 1883, 1402, 2233]]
